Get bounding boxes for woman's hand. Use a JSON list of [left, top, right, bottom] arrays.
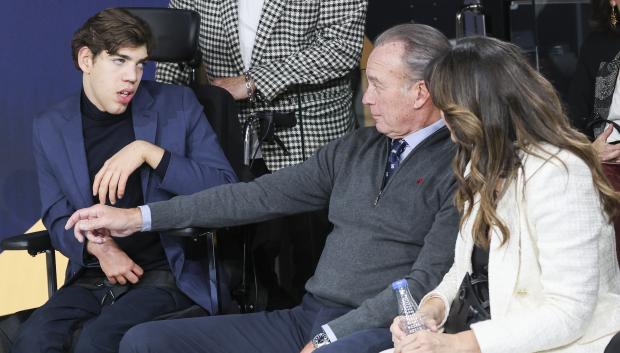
[[391, 297, 445, 349], [390, 313, 440, 348], [417, 297, 445, 331], [390, 316, 408, 348], [397, 331, 480, 353]]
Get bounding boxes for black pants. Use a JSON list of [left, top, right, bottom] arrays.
[[11, 282, 192, 353], [120, 294, 392, 353]]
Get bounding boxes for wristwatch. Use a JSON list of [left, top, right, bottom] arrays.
[[311, 332, 331, 349]]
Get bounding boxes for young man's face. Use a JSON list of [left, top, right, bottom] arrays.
[[79, 45, 148, 114]]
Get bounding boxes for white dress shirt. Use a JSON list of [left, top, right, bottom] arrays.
[[604, 72, 620, 142], [238, 0, 265, 70]]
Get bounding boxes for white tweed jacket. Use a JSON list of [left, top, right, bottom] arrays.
[[423, 145, 620, 353], [157, 0, 367, 170]]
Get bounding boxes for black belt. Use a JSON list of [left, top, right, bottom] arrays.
[[73, 270, 178, 306]]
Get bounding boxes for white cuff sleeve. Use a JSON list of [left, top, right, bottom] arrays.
[[138, 205, 152, 232], [321, 324, 338, 343], [419, 292, 451, 328]]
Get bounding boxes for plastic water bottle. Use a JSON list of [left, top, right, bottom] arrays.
[[392, 279, 426, 334]]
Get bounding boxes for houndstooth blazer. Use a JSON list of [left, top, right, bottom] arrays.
[[157, 0, 367, 171]]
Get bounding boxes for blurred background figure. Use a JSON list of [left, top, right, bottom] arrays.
[[568, 0, 620, 262]]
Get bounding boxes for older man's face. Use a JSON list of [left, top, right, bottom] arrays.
[[363, 42, 423, 139]]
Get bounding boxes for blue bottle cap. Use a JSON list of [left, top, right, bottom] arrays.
[[391, 279, 408, 290]]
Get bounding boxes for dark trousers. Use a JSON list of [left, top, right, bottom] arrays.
[[11, 283, 193, 353], [120, 294, 392, 353]]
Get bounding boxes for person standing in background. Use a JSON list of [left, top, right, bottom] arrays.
[[157, 0, 367, 171], [568, 0, 620, 159], [567, 0, 620, 263]]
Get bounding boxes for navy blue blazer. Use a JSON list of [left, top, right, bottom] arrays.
[[32, 81, 237, 312]]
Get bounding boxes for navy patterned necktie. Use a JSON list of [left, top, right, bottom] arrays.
[[385, 139, 408, 183]]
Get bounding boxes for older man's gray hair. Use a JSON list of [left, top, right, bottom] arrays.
[[375, 24, 451, 82]]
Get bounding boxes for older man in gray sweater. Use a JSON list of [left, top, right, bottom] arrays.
[[67, 24, 458, 353]]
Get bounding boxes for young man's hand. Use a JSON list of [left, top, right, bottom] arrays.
[[93, 140, 164, 204], [87, 237, 144, 285]]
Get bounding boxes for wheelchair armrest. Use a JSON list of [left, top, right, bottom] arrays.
[[1, 230, 52, 256], [162, 227, 222, 314], [1, 230, 57, 297], [166, 228, 216, 261]]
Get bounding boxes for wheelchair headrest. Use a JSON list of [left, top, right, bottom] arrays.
[[123, 7, 201, 67]]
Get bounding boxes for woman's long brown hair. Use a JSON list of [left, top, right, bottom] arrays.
[[425, 36, 620, 248]]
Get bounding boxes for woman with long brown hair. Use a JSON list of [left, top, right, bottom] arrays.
[[387, 36, 620, 353]]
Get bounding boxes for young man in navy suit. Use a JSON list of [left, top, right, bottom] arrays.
[[11, 8, 237, 353]]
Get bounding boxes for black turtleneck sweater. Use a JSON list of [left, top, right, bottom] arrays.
[[80, 92, 170, 276]]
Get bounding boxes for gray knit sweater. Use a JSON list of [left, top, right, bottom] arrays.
[[148, 126, 459, 338]]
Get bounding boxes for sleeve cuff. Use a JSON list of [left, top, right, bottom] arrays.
[[321, 324, 338, 343], [138, 205, 152, 232], [153, 150, 171, 179], [419, 292, 451, 328]]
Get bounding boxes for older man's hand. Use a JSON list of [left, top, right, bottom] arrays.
[[65, 204, 143, 243]]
